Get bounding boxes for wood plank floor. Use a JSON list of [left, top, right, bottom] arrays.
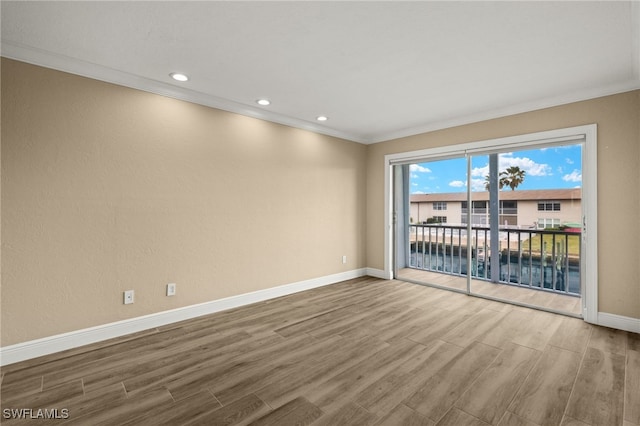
[[398, 268, 583, 316], [1, 277, 638, 426]]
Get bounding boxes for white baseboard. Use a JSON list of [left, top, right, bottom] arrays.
[[0, 268, 369, 366], [13, 270, 633, 366], [597, 312, 640, 334], [365, 267, 390, 279]]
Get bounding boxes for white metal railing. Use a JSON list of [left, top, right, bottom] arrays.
[[408, 223, 581, 296]]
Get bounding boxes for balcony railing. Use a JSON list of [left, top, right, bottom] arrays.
[[408, 223, 581, 296]]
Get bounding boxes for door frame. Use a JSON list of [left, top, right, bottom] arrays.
[[383, 124, 597, 324]]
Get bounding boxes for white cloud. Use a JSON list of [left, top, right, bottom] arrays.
[[449, 180, 465, 188], [563, 169, 582, 182], [411, 173, 419, 179], [566, 158, 574, 165], [410, 164, 431, 173], [471, 178, 486, 191], [412, 182, 418, 186], [472, 154, 552, 183], [499, 154, 551, 176], [471, 165, 489, 177], [412, 190, 426, 194]]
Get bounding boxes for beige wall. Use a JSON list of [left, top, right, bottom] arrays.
[[2, 58, 638, 348], [1, 59, 367, 345], [367, 91, 640, 319]]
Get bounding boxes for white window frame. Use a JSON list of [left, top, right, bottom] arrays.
[[537, 218, 561, 229], [538, 201, 561, 211], [384, 124, 597, 324], [432, 202, 447, 211]]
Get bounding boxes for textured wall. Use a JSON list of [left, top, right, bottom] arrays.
[[2, 58, 638, 347], [366, 90, 640, 319], [1, 59, 367, 345]]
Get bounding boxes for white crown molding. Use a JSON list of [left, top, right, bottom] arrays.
[[0, 268, 375, 366], [0, 41, 368, 144], [370, 80, 640, 144], [2, 41, 639, 146]]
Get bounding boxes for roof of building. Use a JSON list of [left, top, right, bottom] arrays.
[[410, 188, 581, 203]]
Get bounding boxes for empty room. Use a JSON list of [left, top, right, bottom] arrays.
[[1, 2, 639, 425]]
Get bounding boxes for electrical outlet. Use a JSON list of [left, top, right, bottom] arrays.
[[342, 255, 347, 264], [167, 283, 176, 296], [123, 290, 134, 305]]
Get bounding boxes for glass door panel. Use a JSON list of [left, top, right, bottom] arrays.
[[468, 145, 583, 316], [396, 156, 468, 292]]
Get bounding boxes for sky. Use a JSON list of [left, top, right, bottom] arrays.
[[410, 144, 582, 194]]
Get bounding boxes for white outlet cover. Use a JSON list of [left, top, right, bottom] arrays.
[[124, 290, 134, 304], [167, 283, 176, 296]]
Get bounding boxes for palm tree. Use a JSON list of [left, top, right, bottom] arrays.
[[500, 166, 526, 190], [484, 166, 526, 191]]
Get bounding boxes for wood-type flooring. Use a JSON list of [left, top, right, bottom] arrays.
[[1, 277, 639, 426]]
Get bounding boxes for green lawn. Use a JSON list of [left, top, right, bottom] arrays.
[[521, 233, 580, 256]]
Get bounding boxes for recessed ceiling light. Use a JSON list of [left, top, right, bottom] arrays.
[[316, 116, 328, 122], [170, 72, 189, 82], [256, 99, 271, 106]]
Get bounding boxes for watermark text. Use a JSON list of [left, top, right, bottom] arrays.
[[2, 408, 70, 420]]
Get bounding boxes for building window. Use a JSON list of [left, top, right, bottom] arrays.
[[500, 200, 518, 215], [538, 201, 561, 211], [538, 218, 560, 229], [432, 202, 447, 210], [461, 215, 487, 226], [461, 201, 487, 213], [427, 216, 447, 224]]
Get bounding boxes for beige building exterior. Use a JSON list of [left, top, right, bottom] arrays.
[[410, 189, 582, 229]]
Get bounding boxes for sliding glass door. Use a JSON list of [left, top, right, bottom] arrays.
[[394, 140, 585, 317]]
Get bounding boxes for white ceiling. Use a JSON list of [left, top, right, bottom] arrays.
[[2, 1, 639, 144]]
